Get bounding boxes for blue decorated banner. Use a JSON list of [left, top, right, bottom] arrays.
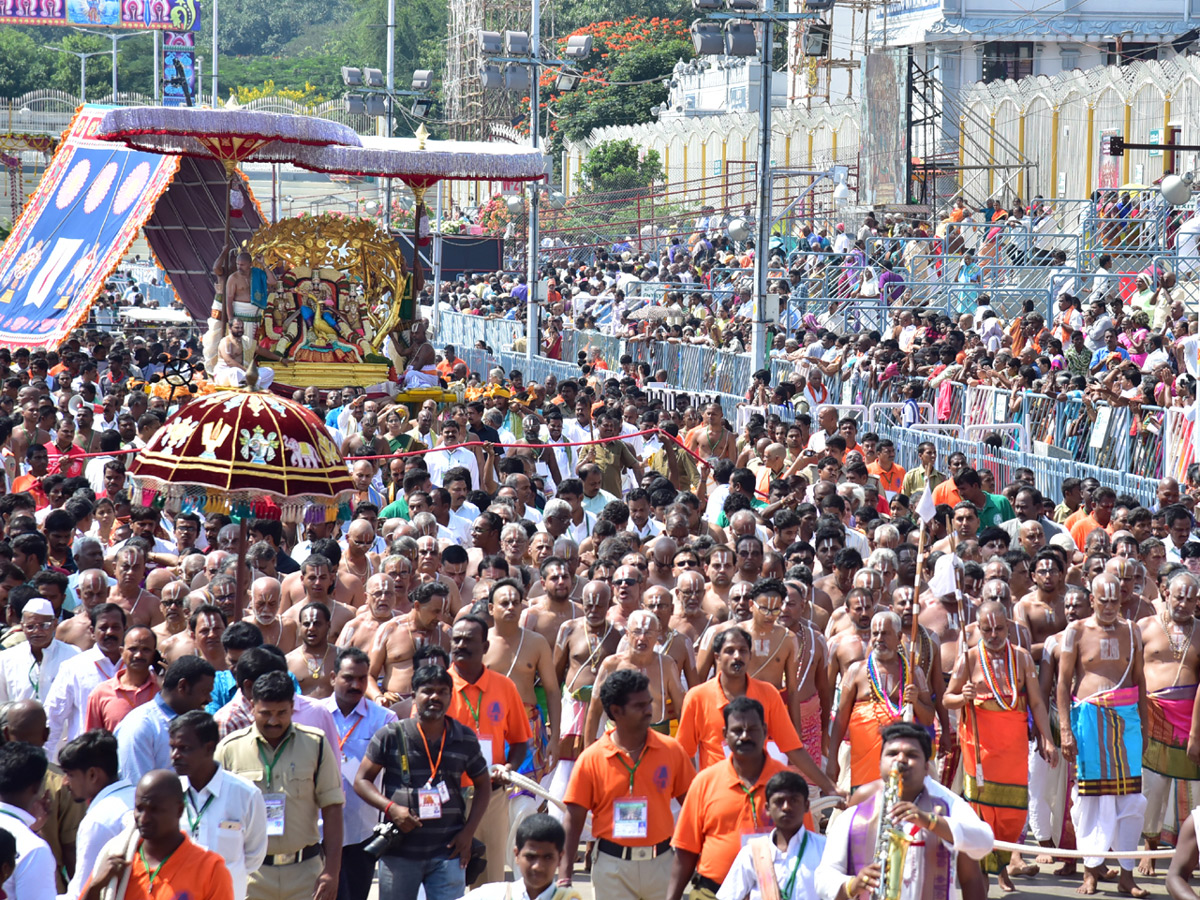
[[163, 32, 197, 107], [0, 105, 180, 349], [0, 0, 200, 31]]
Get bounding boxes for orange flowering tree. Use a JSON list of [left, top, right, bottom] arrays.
[[526, 17, 692, 154]]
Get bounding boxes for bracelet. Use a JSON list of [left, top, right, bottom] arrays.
[[384, 801, 395, 815], [844, 876, 859, 898], [927, 812, 939, 831]]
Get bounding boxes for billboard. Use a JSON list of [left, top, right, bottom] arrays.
[[0, 0, 199, 30], [1098, 128, 1121, 191], [163, 32, 197, 107], [860, 49, 911, 207], [0, 105, 180, 349]]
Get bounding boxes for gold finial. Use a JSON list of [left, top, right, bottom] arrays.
[[415, 123, 429, 150]]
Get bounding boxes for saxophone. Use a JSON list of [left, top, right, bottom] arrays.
[[872, 764, 913, 900]]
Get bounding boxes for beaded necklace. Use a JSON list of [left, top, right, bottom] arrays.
[[979, 641, 1019, 711], [866, 652, 907, 717]]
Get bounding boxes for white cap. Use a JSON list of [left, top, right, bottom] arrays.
[[22, 598, 54, 618]]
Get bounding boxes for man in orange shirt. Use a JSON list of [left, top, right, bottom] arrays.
[[930, 452, 969, 508], [436, 345, 466, 380], [85, 626, 159, 732], [446, 615, 531, 885], [559, 669, 695, 900], [675, 628, 838, 796], [1069, 486, 1117, 550], [867, 439, 906, 502], [12, 445, 49, 509], [82, 769, 233, 900], [666, 696, 789, 900]]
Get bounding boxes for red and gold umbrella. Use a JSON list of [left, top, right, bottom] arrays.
[[129, 388, 354, 524]]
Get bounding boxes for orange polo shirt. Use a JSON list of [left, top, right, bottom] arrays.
[[868, 461, 907, 499], [85, 673, 159, 732], [1064, 507, 1089, 530], [931, 480, 960, 508], [446, 665, 532, 765], [672, 755, 788, 880], [1069, 513, 1115, 550], [83, 835, 232, 900], [563, 729, 696, 845], [675, 677, 802, 769]]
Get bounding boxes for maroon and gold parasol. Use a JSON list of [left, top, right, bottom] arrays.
[[129, 388, 354, 524]]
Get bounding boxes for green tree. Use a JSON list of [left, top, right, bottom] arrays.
[[0, 28, 52, 98], [577, 138, 662, 195], [554, 0, 689, 33]]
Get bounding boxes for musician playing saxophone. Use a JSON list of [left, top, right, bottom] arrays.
[[814, 722, 994, 900]]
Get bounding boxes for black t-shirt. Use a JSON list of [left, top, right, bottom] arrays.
[[365, 717, 488, 859], [475, 424, 501, 444]]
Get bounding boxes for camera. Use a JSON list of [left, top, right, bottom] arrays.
[[363, 821, 403, 858]]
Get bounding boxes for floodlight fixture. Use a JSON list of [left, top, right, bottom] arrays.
[[692, 0, 722, 9], [564, 35, 593, 59], [504, 64, 531, 93], [364, 94, 387, 116], [555, 69, 581, 91], [804, 0, 836, 8], [344, 95, 366, 115], [803, 22, 830, 56], [724, 21, 757, 57], [363, 67, 385, 88], [727, 0, 757, 10], [411, 70, 433, 91], [481, 64, 504, 90], [341, 66, 363, 87], [411, 98, 433, 117], [690, 21, 723, 56], [505, 30, 530, 55], [480, 31, 503, 54]]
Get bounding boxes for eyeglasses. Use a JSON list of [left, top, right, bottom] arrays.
[[612, 577, 640, 587], [754, 602, 782, 616], [161, 598, 185, 607], [23, 620, 55, 631]]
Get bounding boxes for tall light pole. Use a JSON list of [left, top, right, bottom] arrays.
[[386, 0, 395, 225], [212, 0, 219, 102], [525, 0, 541, 362], [73, 28, 147, 99], [750, 0, 773, 370], [44, 45, 108, 102]]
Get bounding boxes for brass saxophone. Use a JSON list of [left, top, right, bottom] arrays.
[[872, 764, 913, 900]]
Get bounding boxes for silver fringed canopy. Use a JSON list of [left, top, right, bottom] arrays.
[[291, 134, 551, 187], [93, 107, 361, 166]]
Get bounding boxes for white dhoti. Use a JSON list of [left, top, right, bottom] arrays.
[[1142, 769, 1198, 842], [213, 361, 274, 389], [401, 366, 440, 388], [1028, 738, 1067, 842], [1070, 787, 1148, 870], [231, 301, 260, 342]]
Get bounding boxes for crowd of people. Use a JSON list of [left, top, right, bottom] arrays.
[[9, 196, 1200, 900]]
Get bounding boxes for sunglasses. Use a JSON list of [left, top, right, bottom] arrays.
[[612, 577, 640, 587]]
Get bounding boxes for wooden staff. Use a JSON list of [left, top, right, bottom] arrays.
[[902, 518, 927, 724]]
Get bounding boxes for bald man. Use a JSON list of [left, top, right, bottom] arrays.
[[643, 584, 699, 688], [334, 574, 397, 652], [669, 570, 713, 648], [57, 570, 112, 650], [152, 582, 191, 643], [340, 520, 379, 586], [242, 578, 297, 653]]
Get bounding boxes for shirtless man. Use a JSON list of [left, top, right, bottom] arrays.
[[695, 581, 754, 677], [11, 398, 50, 465], [368, 580, 451, 705], [334, 573, 397, 652], [824, 568, 887, 637], [584, 608, 685, 744], [216, 319, 251, 383], [1058, 572, 1149, 898], [485, 578, 561, 778], [242, 576, 297, 653], [920, 556, 971, 683], [281, 555, 356, 639], [645, 537, 677, 591], [286, 602, 337, 698], [151, 582, 190, 643], [825, 588, 875, 693], [56, 569, 110, 649], [341, 520, 380, 586], [281, 541, 365, 613], [554, 581, 622, 755], [944, 600, 1059, 894], [964, 579, 1035, 656], [165, 603, 226, 668], [731, 579, 798, 704], [1107, 557, 1156, 623], [223, 250, 274, 330], [341, 412, 391, 458], [108, 547, 164, 628], [814, 547, 861, 611], [684, 402, 737, 462], [1015, 550, 1069, 661], [703, 546, 736, 619], [669, 570, 713, 648], [890, 583, 948, 735], [521, 557, 581, 647], [609, 564, 644, 629], [643, 585, 699, 688], [933, 502, 980, 554], [1137, 570, 1200, 874], [786, 579, 831, 765]]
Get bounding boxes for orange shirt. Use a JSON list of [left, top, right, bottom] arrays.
[[11, 474, 48, 509], [1069, 513, 1114, 550], [931, 480, 960, 508], [868, 461, 907, 499], [447, 665, 533, 765], [675, 677, 802, 770], [437, 356, 466, 378], [563, 729, 696, 845], [83, 835, 233, 900], [85, 673, 160, 732], [1064, 507, 1089, 530], [672, 755, 788, 880]]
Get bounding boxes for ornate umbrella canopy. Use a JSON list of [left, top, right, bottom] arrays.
[[93, 107, 360, 172], [129, 389, 354, 523]]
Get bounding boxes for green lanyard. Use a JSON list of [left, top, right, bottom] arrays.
[[138, 843, 177, 891], [780, 833, 808, 900], [739, 783, 760, 830], [27, 660, 38, 697], [185, 790, 215, 835], [257, 734, 294, 788], [614, 750, 642, 794], [460, 686, 483, 729]]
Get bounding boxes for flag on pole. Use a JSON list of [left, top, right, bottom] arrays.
[[916, 481, 937, 523]]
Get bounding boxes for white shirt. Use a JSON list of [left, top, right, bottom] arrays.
[[179, 766, 268, 900], [580, 490, 618, 517], [0, 802, 56, 900], [567, 510, 598, 545], [444, 511, 474, 546], [44, 646, 120, 761], [63, 780, 135, 900], [0, 639, 80, 704], [464, 880, 558, 900], [322, 695, 398, 845], [704, 484, 731, 524], [426, 447, 480, 492], [627, 517, 663, 540], [814, 776, 993, 900], [719, 828, 826, 900]]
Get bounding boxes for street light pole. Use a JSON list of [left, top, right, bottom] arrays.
[[212, 0, 219, 102], [525, 0, 541, 362], [385, 0, 395, 228], [44, 45, 108, 103], [750, 0, 774, 369]]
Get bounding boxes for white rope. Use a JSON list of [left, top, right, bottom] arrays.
[[991, 840, 1176, 860]]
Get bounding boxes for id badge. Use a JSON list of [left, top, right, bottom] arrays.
[[611, 796, 648, 839], [479, 737, 494, 765], [437, 781, 451, 802], [264, 792, 286, 836], [340, 756, 360, 785], [418, 787, 442, 820]]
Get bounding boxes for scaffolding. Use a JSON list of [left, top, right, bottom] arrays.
[[444, 0, 539, 140], [787, 0, 876, 107]]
